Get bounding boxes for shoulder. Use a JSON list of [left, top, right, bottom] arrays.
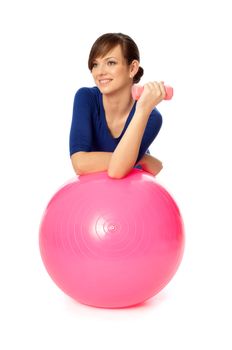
[[146, 107, 163, 131], [74, 86, 100, 104], [149, 107, 162, 123], [150, 107, 162, 118]]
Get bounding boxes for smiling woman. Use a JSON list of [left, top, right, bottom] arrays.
[[90, 45, 139, 101], [88, 33, 143, 84], [69, 33, 165, 178]]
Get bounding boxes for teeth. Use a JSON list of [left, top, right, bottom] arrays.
[[100, 80, 111, 84]]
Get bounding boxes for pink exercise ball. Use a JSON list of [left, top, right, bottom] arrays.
[[39, 169, 185, 309]]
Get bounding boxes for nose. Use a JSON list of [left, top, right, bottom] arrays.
[[96, 62, 107, 76]]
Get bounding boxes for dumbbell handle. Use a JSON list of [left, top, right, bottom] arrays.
[[132, 84, 173, 101]]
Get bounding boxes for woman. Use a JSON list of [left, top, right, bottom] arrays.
[[69, 33, 166, 179]]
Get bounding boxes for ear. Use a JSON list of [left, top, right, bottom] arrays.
[[129, 60, 139, 78]]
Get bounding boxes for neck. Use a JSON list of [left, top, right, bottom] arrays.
[[102, 85, 134, 120]]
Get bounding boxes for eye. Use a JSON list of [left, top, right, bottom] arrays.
[[92, 62, 98, 69], [108, 60, 117, 66]]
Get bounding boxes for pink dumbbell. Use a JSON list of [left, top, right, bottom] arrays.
[[132, 84, 173, 100]]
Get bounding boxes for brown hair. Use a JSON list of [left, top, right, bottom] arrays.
[[88, 33, 144, 84]]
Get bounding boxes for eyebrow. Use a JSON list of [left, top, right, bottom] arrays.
[[94, 56, 118, 62]]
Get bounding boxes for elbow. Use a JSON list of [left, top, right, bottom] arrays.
[[150, 160, 163, 176], [72, 163, 82, 176], [75, 167, 82, 176], [107, 171, 124, 179], [156, 161, 163, 175], [108, 162, 136, 179], [71, 161, 82, 176], [70, 154, 83, 176], [107, 168, 130, 180]]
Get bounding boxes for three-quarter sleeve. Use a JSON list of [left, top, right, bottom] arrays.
[[69, 88, 94, 156], [136, 108, 163, 164]]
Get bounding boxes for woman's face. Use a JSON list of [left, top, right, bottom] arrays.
[[91, 45, 137, 95]]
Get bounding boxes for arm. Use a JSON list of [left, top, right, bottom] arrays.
[[71, 151, 162, 176], [70, 88, 110, 175], [107, 108, 151, 178], [137, 153, 163, 176], [108, 82, 166, 179], [71, 151, 112, 175]]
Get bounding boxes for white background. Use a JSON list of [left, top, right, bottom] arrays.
[[1, 0, 231, 349]]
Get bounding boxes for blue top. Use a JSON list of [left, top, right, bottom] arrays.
[[69, 87, 162, 166]]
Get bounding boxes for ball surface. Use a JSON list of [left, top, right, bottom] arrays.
[[39, 169, 184, 308]]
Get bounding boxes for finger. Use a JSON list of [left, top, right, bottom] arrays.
[[152, 81, 160, 89], [146, 82, 156, 91], [158, 81, 166, 98], [151, 81, 163, 98]]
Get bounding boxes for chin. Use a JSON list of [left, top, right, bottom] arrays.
[[98, 86, 114, 95]]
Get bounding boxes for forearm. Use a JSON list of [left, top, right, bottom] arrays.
[[108, 109, 151, 178], [106, 81, 166, 178], [138, 153, 163, 176], [71, 151, 112, 175]]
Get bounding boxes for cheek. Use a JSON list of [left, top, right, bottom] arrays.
[[91, 72, 97, 81], [115, 67, 129, 78]]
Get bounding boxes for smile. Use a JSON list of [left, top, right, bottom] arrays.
[[99, 79, 112, 85]]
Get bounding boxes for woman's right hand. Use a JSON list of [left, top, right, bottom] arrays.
[[135, 81, 166, 113]]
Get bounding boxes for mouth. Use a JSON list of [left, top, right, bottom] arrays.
[[98, 79, 112, 85]]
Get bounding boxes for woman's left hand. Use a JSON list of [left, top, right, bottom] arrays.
[[135, 81, 166, 114]]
